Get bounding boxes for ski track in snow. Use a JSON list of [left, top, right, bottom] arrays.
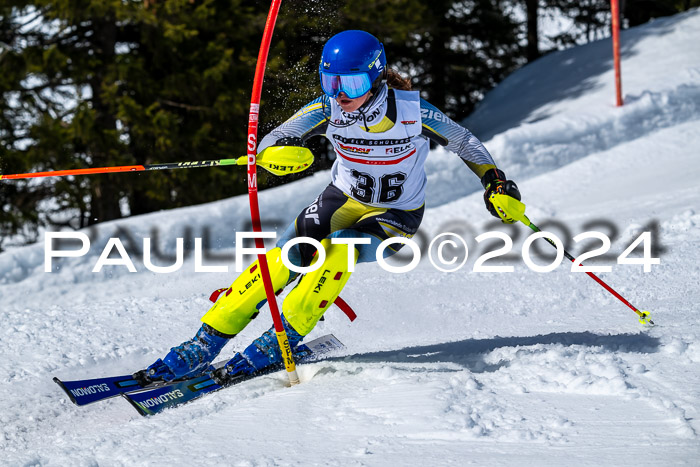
[[2, 9, 700, 466]]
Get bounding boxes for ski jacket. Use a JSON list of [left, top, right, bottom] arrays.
[[258, 85, 497, 210]]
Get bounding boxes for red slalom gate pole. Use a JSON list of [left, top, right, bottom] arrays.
[[246, 0, 300, 385], [611, 0, 623, 106]]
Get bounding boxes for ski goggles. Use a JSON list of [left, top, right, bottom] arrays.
[[319, 71, 372, 99]]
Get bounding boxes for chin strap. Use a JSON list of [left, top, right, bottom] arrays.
[[361, 82, 388, 111]]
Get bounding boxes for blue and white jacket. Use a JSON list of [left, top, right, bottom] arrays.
[[259, 84, 497, 210]]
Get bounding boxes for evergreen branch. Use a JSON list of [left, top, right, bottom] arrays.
[[17, 7, 50, 31], [158, 99, 211, 112]]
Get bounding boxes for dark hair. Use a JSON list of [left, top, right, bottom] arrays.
[[387, 68, 412, 91]]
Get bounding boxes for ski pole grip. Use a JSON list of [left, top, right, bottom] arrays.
[[489, 193, 528, 224]]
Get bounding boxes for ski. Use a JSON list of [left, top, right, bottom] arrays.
[[53, 334, 343, 408], [53, 366, 212, 406], [123, 334, 344, 416], [53, 373, 156, 406]]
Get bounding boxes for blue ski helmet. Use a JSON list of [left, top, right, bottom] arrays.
[[319, 30, 387, 99]]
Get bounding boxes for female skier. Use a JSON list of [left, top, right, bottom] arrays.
[[144, 30, 521, 382]]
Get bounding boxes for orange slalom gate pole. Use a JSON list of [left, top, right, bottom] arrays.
[[611, 0, 623, 106]]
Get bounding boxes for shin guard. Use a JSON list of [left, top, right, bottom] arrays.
[[202, 248, 290, 336], [283, 239, 359, 336]]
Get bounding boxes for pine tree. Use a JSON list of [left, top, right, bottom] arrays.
[[0, 1, 267, 248]]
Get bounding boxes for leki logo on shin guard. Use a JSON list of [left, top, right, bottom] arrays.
[[313, 269, 331, 293], [239, 274, 261, 295]]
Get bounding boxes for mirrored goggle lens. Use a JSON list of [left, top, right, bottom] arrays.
[[320, 72, 372, 99]]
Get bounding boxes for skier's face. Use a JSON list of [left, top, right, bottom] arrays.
[[336, 91, 370, 113]]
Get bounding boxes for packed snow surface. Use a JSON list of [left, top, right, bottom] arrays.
[[2, 10, 700, 466]]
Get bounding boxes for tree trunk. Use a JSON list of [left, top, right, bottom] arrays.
[[525, 0, 540, 62], [87, 16, 122, 225], [431, 23, 450, 114]]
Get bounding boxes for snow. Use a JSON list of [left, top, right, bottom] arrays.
[[2, 9, 700, 466]]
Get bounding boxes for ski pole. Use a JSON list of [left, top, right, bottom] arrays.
[[489, 193, 653, 325], [246, 0, 300, 386], [0, 146, 314, 180]]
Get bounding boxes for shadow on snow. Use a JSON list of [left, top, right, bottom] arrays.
[[334, 331, 660, 374]]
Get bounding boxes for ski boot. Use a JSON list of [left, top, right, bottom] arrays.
[[136, 324, 231, 383], [212, 315, 303, 385]]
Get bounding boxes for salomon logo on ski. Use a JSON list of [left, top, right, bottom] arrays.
[[70, 383, 111, 398], [135, 389, 185, 410]]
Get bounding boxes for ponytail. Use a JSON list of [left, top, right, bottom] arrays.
[[386, 68, 412, 91]]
